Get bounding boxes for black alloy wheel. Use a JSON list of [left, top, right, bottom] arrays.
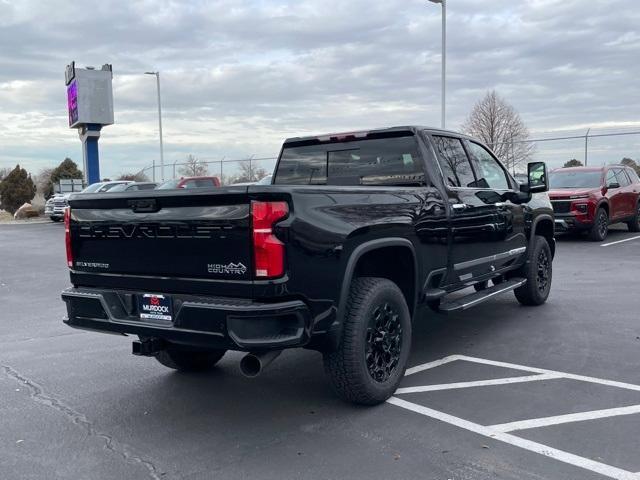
[[536, 249, 551, 295], [588, 208, 609, 241], [323, 277, 412, 405], [514, 235, 552, 306], [365, 302, 403, 383], [597, 211, 608, 238]]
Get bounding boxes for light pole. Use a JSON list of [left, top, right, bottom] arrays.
[[584, 128, 591, 166], [428, 0, 446, 129], [145, 71, 165, 181]]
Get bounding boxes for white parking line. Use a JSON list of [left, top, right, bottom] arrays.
[[490, 404, 640, 433], [404, 355, 459, 376], [388, 397, 640, 480], [454, 355, 640, 392], [390, 355, 640, 480], [601, 235, 640, 247], [395, 373, 562, 394]]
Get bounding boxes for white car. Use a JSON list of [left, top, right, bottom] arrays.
[[45, 181, 133, 222], [45, 193, 72, 222], [80, 180, 134, 194]]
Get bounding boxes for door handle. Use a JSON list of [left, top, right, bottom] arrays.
[[451, 203, 470, 211], [494, 202, 507, 207]]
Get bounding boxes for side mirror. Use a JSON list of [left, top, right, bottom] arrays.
[[607, 182, 620, 190], [520, 161, 548, 194]]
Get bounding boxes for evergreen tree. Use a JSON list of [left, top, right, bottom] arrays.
[[0, 165, 37, 214], [43, 158, 83, 198]]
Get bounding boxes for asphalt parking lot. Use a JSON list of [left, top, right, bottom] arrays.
[[1, 223, 639, 480]]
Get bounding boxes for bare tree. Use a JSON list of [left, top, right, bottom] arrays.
[[34, 167, 53, 194], [462, 90, 534, 172], [117, 172, 150, 182], [229, 161, 267, 184], [620, 157, 640, 175], [179, 154, 208, 177]]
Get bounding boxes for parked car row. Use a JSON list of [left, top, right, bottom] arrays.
[[548, 165, 640, 241], [45, 175, 255, 222], [45, 180, 138, 221]]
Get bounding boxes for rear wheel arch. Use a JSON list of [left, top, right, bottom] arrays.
[[338, 239, 418, 322]]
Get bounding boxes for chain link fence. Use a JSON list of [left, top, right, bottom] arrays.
[[499, 126, 640, 173], [135, 126, 640, 183], [137, 156, 278, 185]]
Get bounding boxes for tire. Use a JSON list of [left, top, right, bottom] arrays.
[[154, 344, 226, 372], [514, 235, 552, 306], [626, 203, 640, 232], [588, 208, 609, 241], [50, 216, 61, 222], [323, 277, 412, 405]]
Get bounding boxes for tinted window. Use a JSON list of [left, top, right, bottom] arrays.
[[98, 183, 126, 192], [615, 169, 631, 187], [108, 183, 129, 192], [137, 183, 157, 190], [550, 171, 602, 188], [157, 179, 180, 190], [466, 141, 510, 190], [184, 179, 215, 188], [627, 169, 640, 183], [433, 136, 476, 188], [256, 175, 272, 185], [81, 183, 104, 193], [606, 170, 618, 187], [275, 134, 424, 186], [275, 147, 327, 185], [184, 180, 200, 189]]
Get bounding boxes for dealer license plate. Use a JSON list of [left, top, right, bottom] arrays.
[[138, 294, 173, 322]]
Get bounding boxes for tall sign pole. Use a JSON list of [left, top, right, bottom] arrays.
[[65, 62, 114, 185], [78, 125, 102, 184]]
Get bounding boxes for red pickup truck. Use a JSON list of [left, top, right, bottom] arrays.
[[549, 165, 640, 241]]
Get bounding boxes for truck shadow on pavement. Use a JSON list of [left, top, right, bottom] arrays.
[[115, 293, 551, 420]]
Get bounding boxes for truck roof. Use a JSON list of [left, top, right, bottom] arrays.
[[283, 125, 465, 144], [552, 166, 630, 173]]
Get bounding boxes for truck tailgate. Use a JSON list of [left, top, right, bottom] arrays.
[[68, 187, 253, 283]]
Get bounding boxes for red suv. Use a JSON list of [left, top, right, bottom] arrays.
[[157, 176, 220, 190], [549, 165, 640, 241]]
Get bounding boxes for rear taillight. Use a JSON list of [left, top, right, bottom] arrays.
[[64, 208, 73, 268], [251, 201, 289, 279]]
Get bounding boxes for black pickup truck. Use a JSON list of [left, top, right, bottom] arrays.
[[62, 126, 554, 405]]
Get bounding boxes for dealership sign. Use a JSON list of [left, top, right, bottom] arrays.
[[64, 62, 114, 128]]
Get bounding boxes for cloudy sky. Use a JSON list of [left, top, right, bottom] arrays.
[[1, 0, 639, 180]]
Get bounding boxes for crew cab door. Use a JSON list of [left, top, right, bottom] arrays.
[[429, 134, 527, 286]]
